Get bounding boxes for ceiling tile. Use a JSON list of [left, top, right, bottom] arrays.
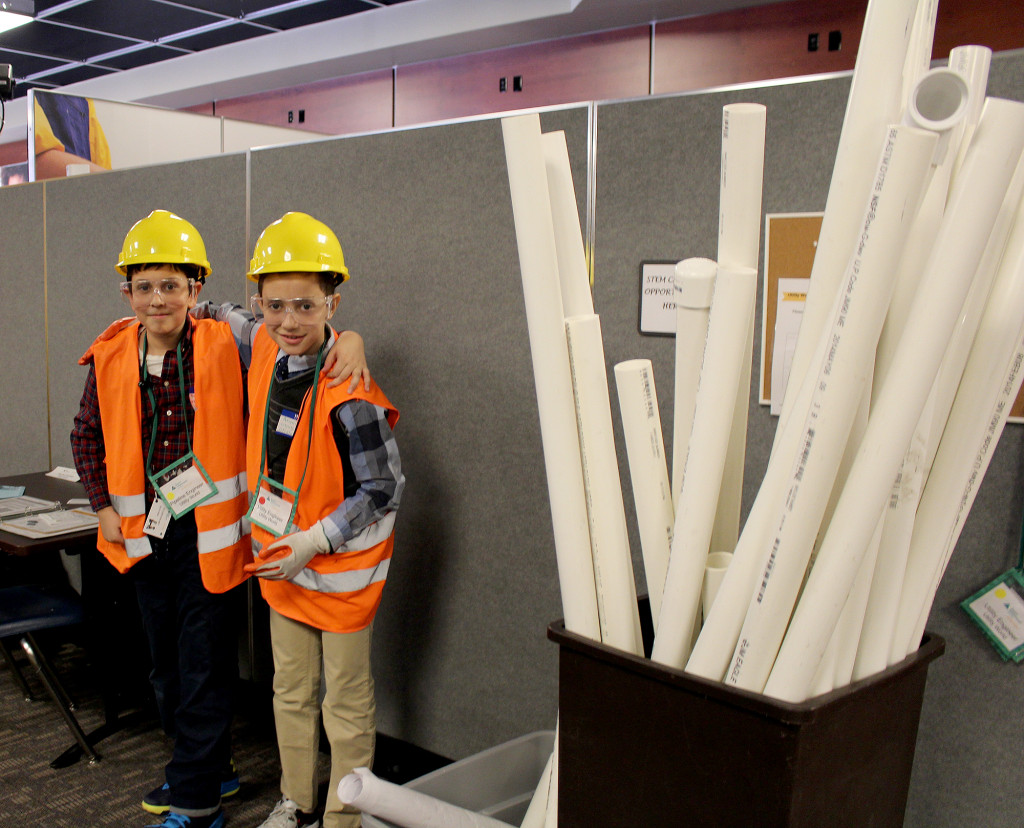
[[0, 21, 134, 62], [169, 22, 268, 52], [45, 0, 220, 43], [247, 1, 370, 32]]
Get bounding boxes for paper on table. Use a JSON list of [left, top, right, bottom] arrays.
[[0, 495, 61, 518], [2, 509, 99, 538], [46, 466, 81, 482]]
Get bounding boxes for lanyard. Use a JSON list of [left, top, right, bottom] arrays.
[[1016, 501, 1024, 573], [139, 332, 191, 473], [254, 343, 326, 505]]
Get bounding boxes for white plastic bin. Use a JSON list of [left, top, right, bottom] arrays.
[[362, 730, 555, 828]]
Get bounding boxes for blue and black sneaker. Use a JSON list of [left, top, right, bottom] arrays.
[[143, 810, 226, 828], [142, 761, 240, 815]]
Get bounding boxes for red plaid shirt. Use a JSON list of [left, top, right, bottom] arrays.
[[71, 320, 198, 512]]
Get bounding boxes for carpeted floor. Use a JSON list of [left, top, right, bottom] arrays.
[[0, 634, 447, 828], [0, 636, 294, 827]]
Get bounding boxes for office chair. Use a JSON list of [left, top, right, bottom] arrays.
[[0, 583, 100, 765]]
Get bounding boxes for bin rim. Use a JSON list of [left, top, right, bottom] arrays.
[[547, 618, 945, 725]]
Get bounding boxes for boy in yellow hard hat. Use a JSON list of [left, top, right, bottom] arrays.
[[204, 212, 402, 828], [70, 210, 369, 828]]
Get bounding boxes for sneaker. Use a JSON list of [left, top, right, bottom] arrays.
[[143, 811, 226, 828], [257, 797, 321, 828], [142, 763, 241, 815]]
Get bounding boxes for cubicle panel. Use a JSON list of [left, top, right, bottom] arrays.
[[249, 107, 589, 760], [987, 46, 1024, 101], [592, 51, 1024, 828], [44, 154, 249, 470], [0, 183, 50, 475]]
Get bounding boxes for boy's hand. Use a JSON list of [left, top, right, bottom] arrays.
[[97, 506, 124, 544], [323, 330, 371, 392], [244, 524, 331, 580]]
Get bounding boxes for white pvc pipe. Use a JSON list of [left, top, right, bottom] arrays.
[[725, 124, 938, 693], [671, 258, 716, 507], [923, 154, 1024, 481], [856, 153, 1024, 680], [542, 130, 593, 318], [851, 66, 972, 679], [948, 45, 993, 192], [543, 730, 558, 828], [519, 750, 554, 828], [903, 68, 970, 165], [904, 329, 1024, 654], [652, 264, 757, 668], [765, 99, 1024, 702], [776, 0, 920, 432], [702, 551, 732, 621], [614, 359, 674, 628], [832, 515, 883, 687], [566, 314, 643, 655], [502, 114, 601, 641], [891, 170, 1024, 660], [338, 767, 514, 828], [899, 0, 939, 115], [686, 315, 831, 681], [713, 103, 767, 553], [718, 103, 767, 269]]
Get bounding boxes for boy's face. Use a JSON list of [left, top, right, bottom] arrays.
[[124, 264, 200, 344], [258, 272, 338, 357]]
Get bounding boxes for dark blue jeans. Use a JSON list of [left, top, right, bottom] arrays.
[[131, 514, 238, 813]]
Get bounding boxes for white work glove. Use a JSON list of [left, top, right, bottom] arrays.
[[250, 523, 331, 581]]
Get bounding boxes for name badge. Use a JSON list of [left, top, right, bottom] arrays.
[[144, 498, 171, 538], [248, 485, 294, 537], [154, 458, 216, 519], [275, 409, 300, 438]]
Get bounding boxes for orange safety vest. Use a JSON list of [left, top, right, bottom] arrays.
[[80, 317, 252, 592], [247, 328, 399, 633]]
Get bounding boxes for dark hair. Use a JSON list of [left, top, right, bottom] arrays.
[[126, 262, 206, 284], [257, 272, 339, 295]]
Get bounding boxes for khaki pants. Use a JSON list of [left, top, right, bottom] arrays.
[[270, 608, 375, 828]]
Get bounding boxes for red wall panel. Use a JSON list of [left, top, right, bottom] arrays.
[[394, 27, 650, 127], [215, 69, 394, 136]]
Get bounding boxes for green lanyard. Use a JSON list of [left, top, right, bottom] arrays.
[[253, 343, 326, 511], [139, 331, 218, 520], [1016, 502, 1024, 574], [140, 333, 191, 473]]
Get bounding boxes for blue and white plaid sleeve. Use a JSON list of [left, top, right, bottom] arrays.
[[320, 399, 403, 553]]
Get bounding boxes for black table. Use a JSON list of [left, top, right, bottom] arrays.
[[0, 471, 99, 558], [0, 471, 156, 767]]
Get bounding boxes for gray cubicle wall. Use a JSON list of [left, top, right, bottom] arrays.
[[44, 154, 250, 471], [591, 50, 1024, 828], [248, 106, 589, 758], [0, 183, 49, 475]]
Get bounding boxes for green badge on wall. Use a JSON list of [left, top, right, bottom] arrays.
[[961, 568, 1024, 663]]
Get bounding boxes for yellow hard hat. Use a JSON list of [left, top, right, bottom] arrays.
[[247, 212, 349, 284], [117, 210, 211, 279]]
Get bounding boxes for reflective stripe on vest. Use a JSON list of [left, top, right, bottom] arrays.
[[125, 534, 152, 559], [206, 472, 247, 504], [292, 557, 390, 594], [110, 491, 146, 518]]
